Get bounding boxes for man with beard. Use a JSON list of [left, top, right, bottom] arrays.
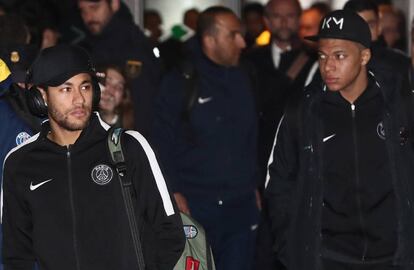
[[1, 44, 184, 270], [77, 0, 161, 137], [244, 2, 316, 268], [244, 0, 316, 190], [152, 7, 259, 270]]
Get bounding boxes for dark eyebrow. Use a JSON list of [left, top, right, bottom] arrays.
[[229, 30, 241, 35], [61, 79, 92, 87], [318, 49, 346, 54], [80, 79, 92, 85]]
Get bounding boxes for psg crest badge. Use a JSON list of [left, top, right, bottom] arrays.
[[15, 132, 31, 145], [91, 164, 113, 185]]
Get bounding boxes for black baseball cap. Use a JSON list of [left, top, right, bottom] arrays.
[[305, 9, 371, 48], [28, 44, 95, 87]]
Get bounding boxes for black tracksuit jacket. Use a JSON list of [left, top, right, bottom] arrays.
[[266, 71, 414, 269], [1, 114, 185, 270]]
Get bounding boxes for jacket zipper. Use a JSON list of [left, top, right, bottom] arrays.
[[351, 104, 368, 261], [67, 146, 81, 270]]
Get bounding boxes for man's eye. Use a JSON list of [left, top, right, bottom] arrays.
[[318, 54, 326, 60], [337, 54, 345, 60], [81, 85, 92, 90], [60, 87, 70, 92]]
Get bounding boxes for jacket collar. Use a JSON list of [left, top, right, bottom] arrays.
[[40, 112, 109, 151]]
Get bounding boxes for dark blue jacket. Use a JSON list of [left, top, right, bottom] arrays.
[[1, 83, 39, 270], [152, 42, 258, 201]]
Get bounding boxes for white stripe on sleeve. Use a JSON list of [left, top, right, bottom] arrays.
[[1, 133, 40, 223], [265, 115, 285, 189], [125, 131, 175, 216]]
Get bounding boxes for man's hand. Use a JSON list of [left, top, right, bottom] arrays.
[[173, 192, 191, 215]]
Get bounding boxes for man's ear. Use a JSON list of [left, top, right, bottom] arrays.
[[361, 48, 371, 66], [37, 87, 48, 106], [110, 0, 120, 12], [202, 34, 215, 51]]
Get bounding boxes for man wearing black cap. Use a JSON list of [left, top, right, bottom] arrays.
[[1, 44, 184, 270], [266, 9, 414, 270]]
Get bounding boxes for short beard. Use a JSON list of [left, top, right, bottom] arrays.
[[272, 30, 296, 43], [48, 105, 91, 131]]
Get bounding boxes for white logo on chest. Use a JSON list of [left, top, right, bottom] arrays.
[[198, 96, 213, 104], [377, 121, 386, 140], [30, 179, 53, 191], [91, 164, 113, 185]]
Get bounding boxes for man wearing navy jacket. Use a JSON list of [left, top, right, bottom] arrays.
[[152, 6, 260, 270]]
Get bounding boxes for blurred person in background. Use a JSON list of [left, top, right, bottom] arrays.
[[77, 0, 161, 138], [378, 3, 407, 52], [244, 2, 317, 269], [242, 2, 266, 51], [344, 0, 411, 89], [245, 0, 316, 191], [0, 13, 41, 270], [144, 9, 163, 45], [13, 0, 61, 49], [97, 64, 134, 129], [183, 8, 199, 32], [158, 8, 200, 73], [153, 6, 259, 270], [299, 5, 325, 42]]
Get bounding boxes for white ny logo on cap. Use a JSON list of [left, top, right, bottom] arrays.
[[322, 17, 344, 30]]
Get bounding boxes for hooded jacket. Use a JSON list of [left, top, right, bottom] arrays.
[[266, 71, 414, 269], [1, 113, 184, 270]]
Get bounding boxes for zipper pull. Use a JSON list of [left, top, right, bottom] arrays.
[[351, 104, 356, 118]]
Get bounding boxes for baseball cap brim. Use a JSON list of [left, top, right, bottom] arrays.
[[42, 69, 94, 87], [304, 33, 370, 48], [304, 35, 319, 42]]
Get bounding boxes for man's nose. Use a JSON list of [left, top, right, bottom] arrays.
[[324, 57, 335, 72], [237, 34, 246, 49], [73, 89, 86, 104]]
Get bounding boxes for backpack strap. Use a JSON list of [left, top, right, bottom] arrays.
[[180, 59, 198, 122], [285, 51, 309, 81], [107, 127, 146, 270]]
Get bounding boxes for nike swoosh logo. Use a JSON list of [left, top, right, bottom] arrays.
[[323, 134, 336, 142], [198, 96, 212, 104], [30, 179, 53, 191]]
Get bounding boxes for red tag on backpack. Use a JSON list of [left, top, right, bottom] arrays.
[[185, 256, 200, 270]]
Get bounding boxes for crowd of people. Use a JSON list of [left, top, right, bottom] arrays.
[[1, 0, 414, 269]]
